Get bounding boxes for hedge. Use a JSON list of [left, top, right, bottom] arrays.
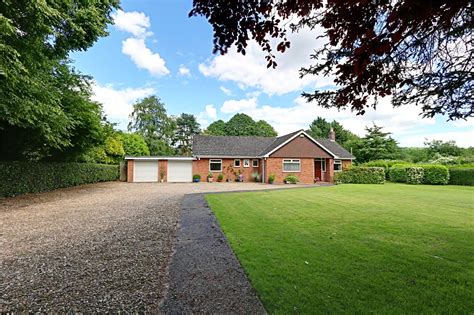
[[361, 160, 389, 178], [389, 164, 449, 185], [0, 161, 119, 197], [335, 167, 385, 184], [448, 168, 474, 186]]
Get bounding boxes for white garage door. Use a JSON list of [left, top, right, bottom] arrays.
[[133, 160, 158, 182], [167, 160, 192, 182]]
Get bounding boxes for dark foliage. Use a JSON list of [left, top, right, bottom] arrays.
[[334, 167, 385, 184], [448, 167, 474, 185]]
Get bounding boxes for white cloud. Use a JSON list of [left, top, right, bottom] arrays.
[[178, 65, 191, 77], [197, 104, 218, 127], [221, 98, 258, 114], [91, 82, 156, 129], [122, 38, 169, 77], [112, 10, 153, 38], [399, 131, 474, 148], [199, 26, 333, 95], [220, 86, 232, 96]]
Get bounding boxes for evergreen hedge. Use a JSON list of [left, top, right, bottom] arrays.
[[0, 161, 119, 197], [421, 165, 450, 185], [448, 168, 474, 186], [335, 167, 385, 184], [389, 164, 449, 185]]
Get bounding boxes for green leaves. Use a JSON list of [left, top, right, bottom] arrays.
[[205, 114, 277, 137]]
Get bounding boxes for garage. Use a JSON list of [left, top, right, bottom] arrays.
[[167, 160, 193, 182], [133, 160, 158, 182]]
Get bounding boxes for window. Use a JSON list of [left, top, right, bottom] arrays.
[[243, 159, 250, 167], [209, 159, 222, 172], [334, 160, 342, 172], [234, 159, 241, 167], [283, 159, 300, 172], [252, 159, 259, 167]]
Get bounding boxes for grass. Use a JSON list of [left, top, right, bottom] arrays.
[[206, 184, 474, 314]]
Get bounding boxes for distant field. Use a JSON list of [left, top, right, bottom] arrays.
[[207, 184, 474, 314]]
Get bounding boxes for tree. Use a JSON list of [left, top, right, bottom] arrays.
[[205, 120, 227, 135], [173, 113, 201, 156], [190, 1, 472, 120], [0, 0, 119, 160], [119, 133, 150, 157], [307, 117, 359, 147], [128, 96, 176, 156], [424, 139, 462, 157], [352, 124, 400, 163], [225, 113, 257, 136], [255, 120, 278, 137]]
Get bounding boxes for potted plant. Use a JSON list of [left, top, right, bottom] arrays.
[[268, 174, 275, 184], [160, 170, 165, 183], [207, 172, 213, 183], [284, 175, 299, 184], [193, 174, 201, 182], [217, 173, 224, 182], [251, 172, 260, 182]]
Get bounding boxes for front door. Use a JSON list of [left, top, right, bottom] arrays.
[[315, 160, 322, 181]]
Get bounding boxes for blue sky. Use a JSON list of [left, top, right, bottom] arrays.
[[71, 0, 473, 147]]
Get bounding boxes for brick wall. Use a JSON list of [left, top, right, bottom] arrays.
[[127, 160, 134, 182], [193, 158, 262, 182], [265, 158, 315, 184]]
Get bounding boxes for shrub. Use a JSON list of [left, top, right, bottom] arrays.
[[420, 165, 449, 185], [193, 174, 201, 180], [217, 173, 224, 182], [251, 172, 260, 182], [268, 174, 275, 184], [385, 160, 411, 168], [448, 168, 474, 186], [361, 160, 389, 178], [335, 167, 385, 184], [284, 175, 299, 184], [389, 164, 409, 183], [0, 161, 119, 197], [406, 167, 424, 184]]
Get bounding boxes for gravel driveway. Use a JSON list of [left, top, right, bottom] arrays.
[[0, 181, 284, 312]]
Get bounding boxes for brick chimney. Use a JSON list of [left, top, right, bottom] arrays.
[[329, 128, 335, 141]]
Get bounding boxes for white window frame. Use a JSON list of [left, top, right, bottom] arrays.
[[252, 159, 259, 167], [283, 159, 301, 172], [234, 159, 241, 167], [209, 159, 222, 172], [316, 158, 326, 172], [243, 159, 250, 167], [334, 160, 342, 172]]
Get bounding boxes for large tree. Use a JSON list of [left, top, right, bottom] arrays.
[[307, 117, 359, 148], [255, 120, 278, 137], [173, 113, 201, 156], [204, 119, 227, 135], [190, 0, 473, 120], [128, 96, 176, 156], [204, 113, 278, 137], [0, 0, 119, 160], [351, 124, 400, 162]]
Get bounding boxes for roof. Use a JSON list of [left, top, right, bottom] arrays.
[[193, 130, 355, 159], [316, 138, 355, 159], [192, 135, 275, 157]]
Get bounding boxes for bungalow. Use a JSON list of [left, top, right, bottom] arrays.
[[126, 129, 354, 184]]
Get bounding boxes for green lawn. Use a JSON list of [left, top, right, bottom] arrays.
[[206, 184, 474, 314]]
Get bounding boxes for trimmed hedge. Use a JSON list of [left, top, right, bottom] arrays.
[[448, 168, 474, 186], [0, 161, 119, 197], [389, 164, 449, 185], [335, 167, 385, 184], [361, 160, 389, 178]]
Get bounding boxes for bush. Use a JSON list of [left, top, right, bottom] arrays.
[[284, 175, 299, 184], [448, 168, 474, 186], [406, 167, 424, 184], [420, 165, 449, 185], [389, 164, 408, 183], [251, 172, 260, 182], [268, 174, 275, 184], [361, 160, 389, 178], [335, 167, 385, 184], [217, 173, 224, 182], [0, 161, 119, 197]]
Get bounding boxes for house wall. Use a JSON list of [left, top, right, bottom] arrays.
[[265, 158, 315, 184], [270, 135, 332, 158], [193, 158, 262, 182], [127, 160, 134, 183]]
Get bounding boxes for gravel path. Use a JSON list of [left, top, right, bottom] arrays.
[[161, 193, 267, 314], [0, 182, 286, 312]]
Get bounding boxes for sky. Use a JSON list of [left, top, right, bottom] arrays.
[[71, 0, 473, 147]]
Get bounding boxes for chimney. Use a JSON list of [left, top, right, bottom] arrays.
[[329, 128, 335, 141]]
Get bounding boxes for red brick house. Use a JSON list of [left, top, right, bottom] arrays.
[[126, 129, 354, 184]]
